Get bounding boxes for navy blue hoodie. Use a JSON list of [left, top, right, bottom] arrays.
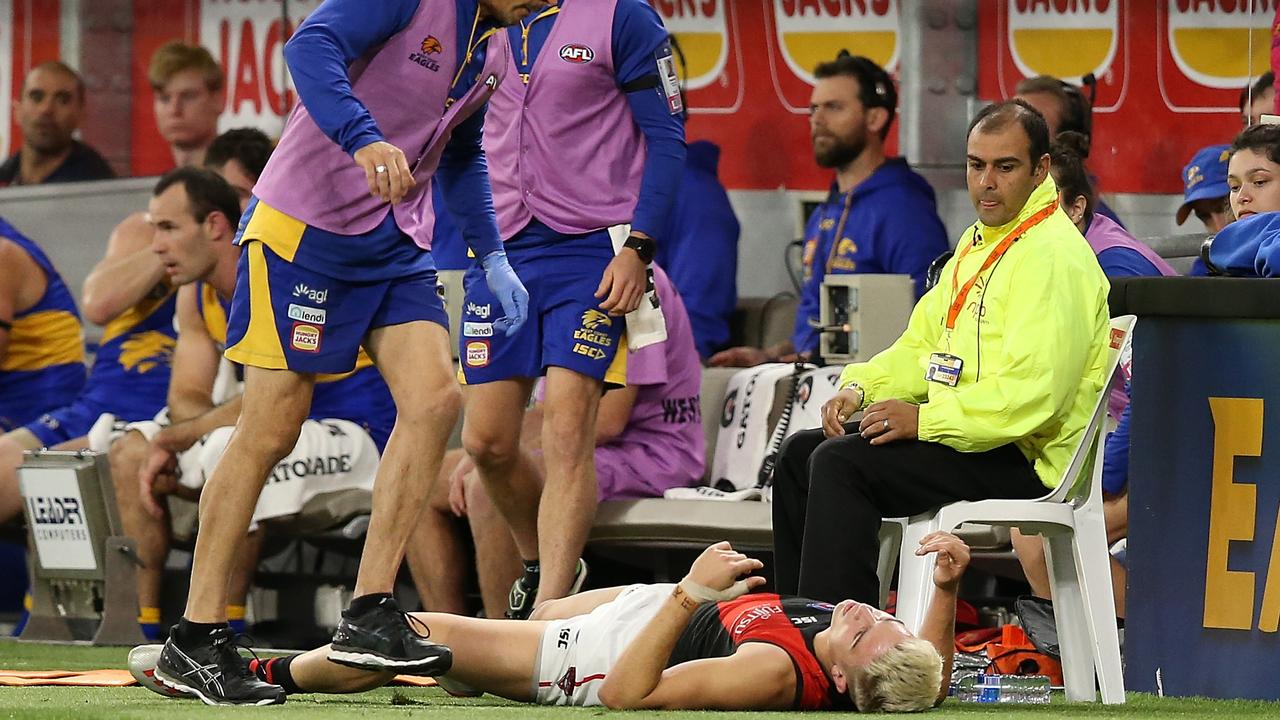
[[657, 141, 740, 359], [791, 158, 949, 354]]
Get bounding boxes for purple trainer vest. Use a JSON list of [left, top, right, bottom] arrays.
[[1085, 213, 1179, 277], [485, 0, 645, 239], [253, 0, 508, 249]]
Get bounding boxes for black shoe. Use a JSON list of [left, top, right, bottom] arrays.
[[506, 558, 588, 620], [327, 596, 452, 675], [152, 627, 285, 706], [505, 574, 537, 620]]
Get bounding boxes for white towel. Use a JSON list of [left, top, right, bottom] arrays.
[[607, 224, 667, 351]]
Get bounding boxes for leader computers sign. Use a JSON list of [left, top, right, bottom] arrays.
[[21, 467, 96, 571]]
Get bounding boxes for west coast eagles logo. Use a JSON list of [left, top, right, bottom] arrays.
[[410, 36, 443, 72], [119, 332, 176, 374], [581, 309, 612, 330]]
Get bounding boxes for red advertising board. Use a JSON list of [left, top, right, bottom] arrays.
[[3, 0, 1269, 193], [669, 0, 903, 191], [980, 0, 1268, 194]]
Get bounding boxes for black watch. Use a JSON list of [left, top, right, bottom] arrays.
[[623, 234, 656, 264]]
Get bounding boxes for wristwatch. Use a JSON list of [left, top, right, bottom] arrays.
[[623, 234, 656, 264]]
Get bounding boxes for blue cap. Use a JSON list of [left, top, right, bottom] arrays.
[[1177, 144, 1231, 225]]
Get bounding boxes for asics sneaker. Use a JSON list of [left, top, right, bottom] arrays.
[[152, 626, 285, 706], [327, 595, 452, 675], [128, 644, 193, 699]]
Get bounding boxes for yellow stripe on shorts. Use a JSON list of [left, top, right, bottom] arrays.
[[224, 242, 289, 370], [604, 332, 628, 387], [240, 200, 306, 262]]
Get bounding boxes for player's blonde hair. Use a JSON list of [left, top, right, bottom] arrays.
[[850, 637, 943, 713]]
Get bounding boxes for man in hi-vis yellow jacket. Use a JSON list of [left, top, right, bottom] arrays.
[[771, 100, 1111, 606]]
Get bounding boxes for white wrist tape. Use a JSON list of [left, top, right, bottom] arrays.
[[679, 578, 750, 604]]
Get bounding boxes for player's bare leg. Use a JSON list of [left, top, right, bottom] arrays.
[[535, 367, 602, 603]]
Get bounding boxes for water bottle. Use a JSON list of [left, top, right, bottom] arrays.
[[951, 674, 1052, 704]]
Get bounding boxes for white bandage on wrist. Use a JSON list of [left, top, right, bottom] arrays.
[[678, 578, 751, 604]]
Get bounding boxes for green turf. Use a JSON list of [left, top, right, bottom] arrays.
[[2, 640, 1279, 719]]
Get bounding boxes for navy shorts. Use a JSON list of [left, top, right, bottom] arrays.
[[224, 240, 448, 375], [458, 225, 626, 385]]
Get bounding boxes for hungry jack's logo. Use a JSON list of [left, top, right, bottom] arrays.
[[1007, 0, 1118, 83], [772, 0, 900, 85], [1166, 0, 1274, 89]]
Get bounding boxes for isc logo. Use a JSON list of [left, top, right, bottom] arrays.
[[559, 44, 595, 64]]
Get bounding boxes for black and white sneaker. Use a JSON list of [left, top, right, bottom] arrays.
[[506, 558, 588, 620], [128, 644, 194, 700], [152, 627, 285, 706], [327, 596, 452, 675]]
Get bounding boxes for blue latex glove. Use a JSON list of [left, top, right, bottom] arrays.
[[481, 250, 529, 336]]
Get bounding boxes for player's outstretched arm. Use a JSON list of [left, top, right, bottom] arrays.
[[916, 531, 969, 706], [597, 541, 767, 709]]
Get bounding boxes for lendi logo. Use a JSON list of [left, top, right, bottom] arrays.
[[288, 303, 327, 325]]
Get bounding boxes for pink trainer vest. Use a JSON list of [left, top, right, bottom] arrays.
[[484, 0, 646, 240], [254, 0, 508, 249]]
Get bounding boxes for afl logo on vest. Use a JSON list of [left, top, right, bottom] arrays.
[[560, 44, 595, 64]]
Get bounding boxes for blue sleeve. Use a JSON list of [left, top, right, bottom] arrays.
[[284, 0, 419, 155], [434, 107, 502, 259], [875, 191, 950, 299], [613, 0, 669, 85], [1208, 211, 1280, 277], [1101, 398, 1130, 496], [614, 0, 686, 239], [1096, 247, 1162, 278], [791, 213, 825, 355]]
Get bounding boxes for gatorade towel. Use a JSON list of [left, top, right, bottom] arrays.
[[786, 365, 845, 434], [710, 363, 795, 491]]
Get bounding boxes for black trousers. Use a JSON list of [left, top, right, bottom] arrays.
[[771, 428, 1045, 605]]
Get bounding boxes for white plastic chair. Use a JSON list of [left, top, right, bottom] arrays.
[[883, 314, 1134, 705]]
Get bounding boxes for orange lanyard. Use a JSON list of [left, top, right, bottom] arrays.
[[945, 200, 1058, 331]]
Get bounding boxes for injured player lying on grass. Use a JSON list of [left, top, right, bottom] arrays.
[[131, 534, 969, 711]]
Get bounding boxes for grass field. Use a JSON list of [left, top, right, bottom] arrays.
[[2, 640, 1279, 719]]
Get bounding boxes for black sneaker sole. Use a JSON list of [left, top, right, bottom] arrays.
[[327, 647, 452, 676], [152, 667, 285, 707]]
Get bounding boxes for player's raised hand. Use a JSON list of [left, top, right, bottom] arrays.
[[916, 531, 972, 592], [481, 250, 529, 336], [681, 541, 766, 603], [353, 140, 416, 205]]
